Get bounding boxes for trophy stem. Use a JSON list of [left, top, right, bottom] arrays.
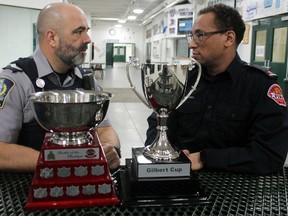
[[49, 131, 93, 145], [143, 110, 179, 161]]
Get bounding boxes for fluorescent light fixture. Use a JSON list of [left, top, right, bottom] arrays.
[[128, 15, 137, 20], [115, 24, 122, 28], [91, 17, 118, 21], [133, 8, 143, 14], [118, 19, 126, 23]]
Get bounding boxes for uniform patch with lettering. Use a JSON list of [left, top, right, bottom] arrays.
[[0, 77, 15, 108], [267, 84, 286, 107]]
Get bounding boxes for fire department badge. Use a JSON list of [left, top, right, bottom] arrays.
[[267, 84, 286, 107], [0, 77, 15, 108]]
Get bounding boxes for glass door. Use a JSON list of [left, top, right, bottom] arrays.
[[251, 15, 288, 90]]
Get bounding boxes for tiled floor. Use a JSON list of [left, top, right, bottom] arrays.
[[99, 62, 288, 166]]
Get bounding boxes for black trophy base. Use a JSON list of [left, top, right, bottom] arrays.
[[119, 159, 209, 207], [132, 147, 192, 179]]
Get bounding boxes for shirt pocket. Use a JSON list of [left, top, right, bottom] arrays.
[[213, 104, 250, 142]]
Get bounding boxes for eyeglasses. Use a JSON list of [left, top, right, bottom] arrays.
[[186, 30, 230, 44]]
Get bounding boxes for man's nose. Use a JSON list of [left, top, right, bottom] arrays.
[[188, 37, 197, 49], [83, 32, 91, 44]]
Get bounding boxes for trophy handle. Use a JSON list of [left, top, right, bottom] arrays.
[[126, 58, 151, 109], [176, 58, 202, 109]]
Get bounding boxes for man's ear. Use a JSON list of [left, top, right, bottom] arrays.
[[224, 30, 236, 47], [46, 29, 57, 48]]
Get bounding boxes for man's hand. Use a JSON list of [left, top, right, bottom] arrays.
[[101, 143, 120, 170], [182, 150, 204, 171], [96, 126, 121, 170]]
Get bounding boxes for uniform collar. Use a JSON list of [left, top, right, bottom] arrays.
[[33, 46, 83, 79], [225, 53, 246, 82], [201, 53, 245, 82]]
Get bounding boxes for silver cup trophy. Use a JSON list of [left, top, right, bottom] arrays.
[[126, 58, 201, 162], [28, 90, 112, 145]]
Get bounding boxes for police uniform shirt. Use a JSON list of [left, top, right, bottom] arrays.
[[0, 46, 110, 145], [146, 54, 288, 174]]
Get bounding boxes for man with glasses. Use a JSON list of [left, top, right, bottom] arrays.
[[146, 3, 288, 175]]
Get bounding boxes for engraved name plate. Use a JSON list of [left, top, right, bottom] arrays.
[[44, 148, 99, 161], [133, 147, 191, 179]]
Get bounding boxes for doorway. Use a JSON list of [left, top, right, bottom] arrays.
[[106, 43, 135, 66], [251, 15, 288, 90], [114, 46, 126, 62], [106, 43, 114, 67]]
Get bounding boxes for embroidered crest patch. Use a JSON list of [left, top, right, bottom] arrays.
[[267, 84, 286, 107], [0, 77, 15, 108]]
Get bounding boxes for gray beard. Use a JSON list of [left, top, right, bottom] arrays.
[[56, 40, 87, 67]]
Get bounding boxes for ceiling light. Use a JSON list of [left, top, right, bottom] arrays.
[[133, 8, 143, 14], [128, 15, 137, 20], [118, 19, 126, 23], [91, 17, 118, 21]]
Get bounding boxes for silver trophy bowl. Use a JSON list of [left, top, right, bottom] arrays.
[[29, 90, 113, 145], [126, 58, 201, 161]]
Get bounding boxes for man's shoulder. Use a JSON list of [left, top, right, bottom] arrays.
[[2, 57, 34, 73], [244, 64, 277, 80]]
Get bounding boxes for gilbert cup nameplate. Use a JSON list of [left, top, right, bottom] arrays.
[[44, 148, 100, 161], [132, 148, 191, 179], [138, 163, 191, 178]]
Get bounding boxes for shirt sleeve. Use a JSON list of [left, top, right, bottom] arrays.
[[0, 69, 34, 143], [145, 112, 158, 146], [206, 78, 288, 175]]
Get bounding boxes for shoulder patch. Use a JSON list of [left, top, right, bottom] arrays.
[[246, 64, 277, 79], [267, 84, 286, 107], [0, 77, 15, 108]]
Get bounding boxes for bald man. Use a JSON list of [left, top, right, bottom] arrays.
[[0, 3, 121, 172]]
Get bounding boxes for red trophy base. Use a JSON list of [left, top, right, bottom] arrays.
[[26, 131, 119, 210]]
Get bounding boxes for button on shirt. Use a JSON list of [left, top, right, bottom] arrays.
[[0, 47, 110, 144]]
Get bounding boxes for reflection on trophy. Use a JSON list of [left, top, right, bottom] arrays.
[[127, 58, 201, 161], [120, 58, 208, 207], [25, 90, 119, 210]]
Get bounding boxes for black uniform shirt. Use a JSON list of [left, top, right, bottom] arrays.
[[146, 54, 288, 174]]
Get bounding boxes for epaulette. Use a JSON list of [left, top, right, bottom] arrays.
[[2, 63, 23, 73], [245, 64, 277, 79]]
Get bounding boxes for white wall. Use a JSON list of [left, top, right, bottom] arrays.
[[143, 3, 194, 64], [0, 6, 40, 67], [0, 0, 63, 67], [237, 22, 253, 63], [242, 0, 288, 21], [0, 0, 63, 9], [90, 22, 144, 63]]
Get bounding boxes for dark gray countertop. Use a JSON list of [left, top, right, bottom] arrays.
[[0, 167, 287, 215]]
